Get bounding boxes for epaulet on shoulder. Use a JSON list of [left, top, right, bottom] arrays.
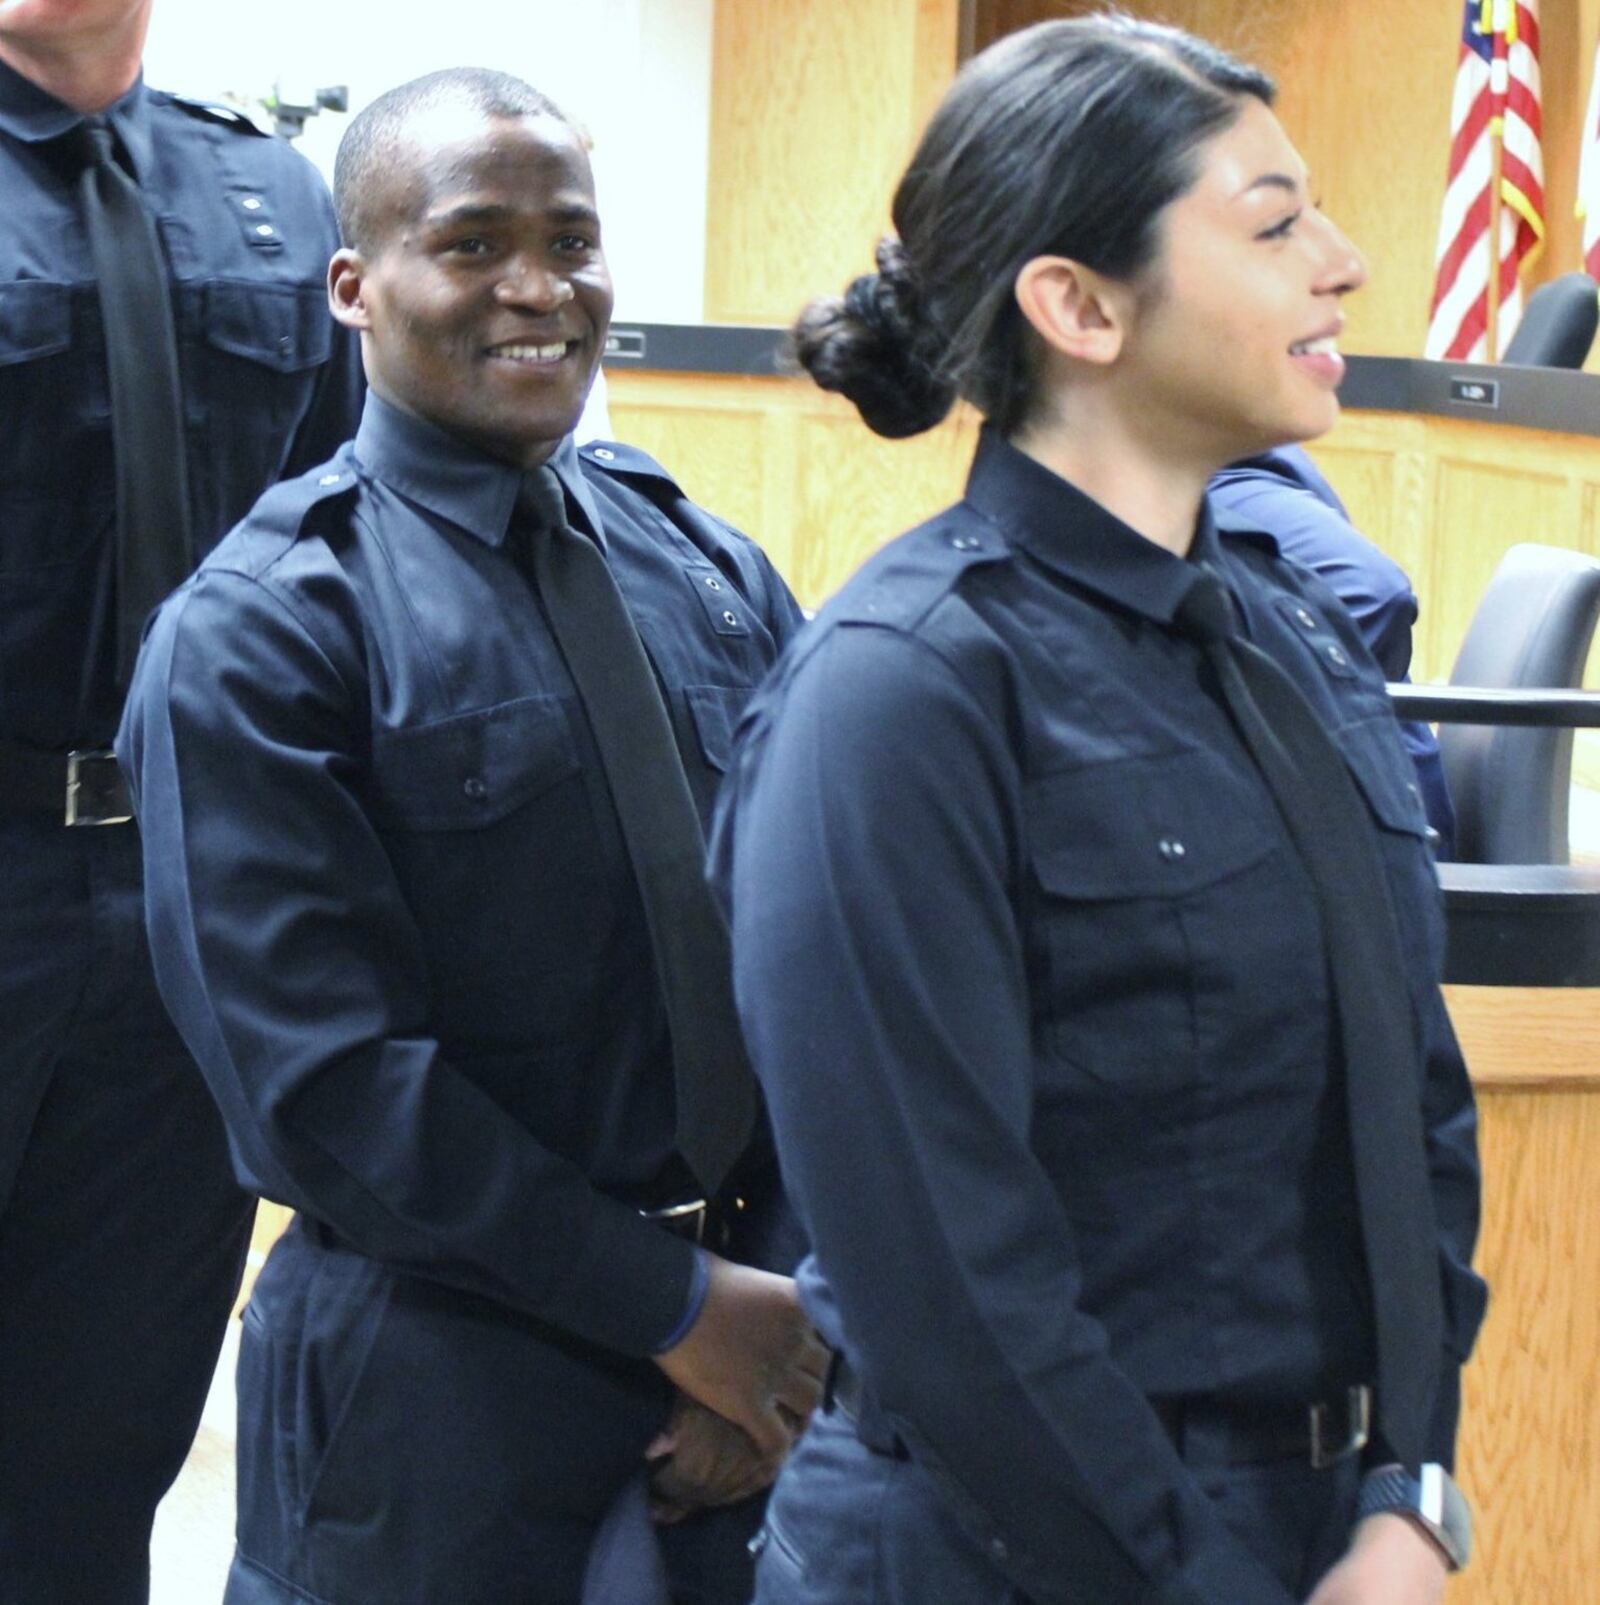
[[1212, 506, 1284, 560], [828, 516, 1005, 633], [578, 439, 681, 490], [249, 462, 359, 542], [167, 92, 271, 135]]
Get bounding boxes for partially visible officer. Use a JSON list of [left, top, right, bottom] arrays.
[[0, 0, 360, 1599], [118, 68, 824, 1605], [1210, 446, 1457, 856], [716, 16, 1484, 1605]]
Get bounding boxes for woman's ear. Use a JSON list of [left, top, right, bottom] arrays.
[[328, 248, 372, 332], [1013, 255, 1129, 367]]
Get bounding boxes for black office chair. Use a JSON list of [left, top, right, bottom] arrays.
[[1501, 272, 1600, 369], [1391, 544, 1600, 984], [1437, 544, 1600, 864]]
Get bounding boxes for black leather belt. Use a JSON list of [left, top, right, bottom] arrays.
[[1154, 1385, 1372, 1470], [830, 1353, 1370, 1472], [0, 739, 132, 826]]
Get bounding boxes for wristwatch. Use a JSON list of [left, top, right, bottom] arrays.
[[1355, 1462, 1473, 1571]]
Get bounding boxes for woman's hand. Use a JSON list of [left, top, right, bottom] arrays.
[[1304, 1514, 1450, 1604]]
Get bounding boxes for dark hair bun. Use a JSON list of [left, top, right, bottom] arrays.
[[788, 239, 955, 439]]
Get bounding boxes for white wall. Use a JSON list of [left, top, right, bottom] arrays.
[[141, 0, 712, 322]]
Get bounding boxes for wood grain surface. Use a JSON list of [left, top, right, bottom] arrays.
[[968, 1, 1600, 363], [705, 0, 961, 325], [1451, 1078, 1600, 1603]]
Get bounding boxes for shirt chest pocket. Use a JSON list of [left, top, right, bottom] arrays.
[[369, 695, 613, 984], [371, 694, 580, 831], [1026, 748, 1313, 1107], [200, 280, 333, 375], [0, 282, 114, 569], [1335, 715, 1446, 983], [185, 279, 334, 447]]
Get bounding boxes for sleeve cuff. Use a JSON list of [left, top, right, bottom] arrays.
[[652, 1247, 710, 1354], [536, 1193, 702, 1356], [1425, 1358, 1462, 1471]]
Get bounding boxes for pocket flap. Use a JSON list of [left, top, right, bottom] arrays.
[[1029, 749, 1275, 899], [204, 281, 334, 373], [371, 696, 579, 830], [0, 281, 71, 365], [1336, 716, 1429, 838], [684, 684, 750, 773]]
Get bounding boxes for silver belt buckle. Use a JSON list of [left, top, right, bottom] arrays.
[[1310, 1384, 1371, 1469], [641, 1197, 709, 1244], [65, 749, 132, 827]]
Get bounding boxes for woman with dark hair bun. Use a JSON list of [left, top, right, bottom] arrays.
[[713, 13, 1485, 1605]]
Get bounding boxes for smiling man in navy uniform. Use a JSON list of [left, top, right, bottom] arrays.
[[119, 68, 823, 1604], [0, 3, 359, 1600]]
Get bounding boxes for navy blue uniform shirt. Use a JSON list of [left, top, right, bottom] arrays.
[[712, 430, 1486, 1604], [1210, 446, 1457, 855], [118, 392, 803, 1357], [0, 57, 361, 750]]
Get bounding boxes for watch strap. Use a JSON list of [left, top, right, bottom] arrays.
[[1356, 1463, 1471, 1572]]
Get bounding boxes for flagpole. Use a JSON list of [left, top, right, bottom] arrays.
[[1488, 108, 1504, 360], [1485, 0, 1509, 361]]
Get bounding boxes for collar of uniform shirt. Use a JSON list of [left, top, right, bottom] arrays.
[[0, 55, 153, 180], [962, 425, 1283, 626], [350, 388, 609, 553]]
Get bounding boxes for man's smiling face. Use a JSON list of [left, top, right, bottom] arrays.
[[335, 103, 613, 469]]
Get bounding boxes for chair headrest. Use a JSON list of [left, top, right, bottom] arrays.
[[1501, 273, 1599, 369]]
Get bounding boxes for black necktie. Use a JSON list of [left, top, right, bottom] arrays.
[[77, 116, 194, 688], [517, 466, 756, 1198], [1175, 569, 1444, 1470]]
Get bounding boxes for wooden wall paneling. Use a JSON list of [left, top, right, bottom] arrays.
[[706, 0, 963, 327], [1306, 412, 1440, 678], [968, 2, 1600, 360], [1448, 1083, 1600, 1604], [1307, 413, 1432, 584], [1298, 445, 1401, 560], [1266, 0, 1458, 363], [606, 372, 783, 563], [610, 367, 1600, 687], [608, 371, 981, 609], [790, 409, 979, 605], [1426, 441, 1588, 679]]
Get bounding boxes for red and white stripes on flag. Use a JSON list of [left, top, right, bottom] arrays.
[[1578, 41, 1600, 280], [1427, 0, 1546, 361]]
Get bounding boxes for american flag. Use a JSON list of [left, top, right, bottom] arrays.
[[1426, 0, 1545, 361], [1578, 41, 1600, 280]]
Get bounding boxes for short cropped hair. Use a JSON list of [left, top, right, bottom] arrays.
[[333, 68, 569, 253]]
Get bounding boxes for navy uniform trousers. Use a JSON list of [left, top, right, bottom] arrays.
[[0, 823, 250, 1602], [752, 1408, 1363, 1603]]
